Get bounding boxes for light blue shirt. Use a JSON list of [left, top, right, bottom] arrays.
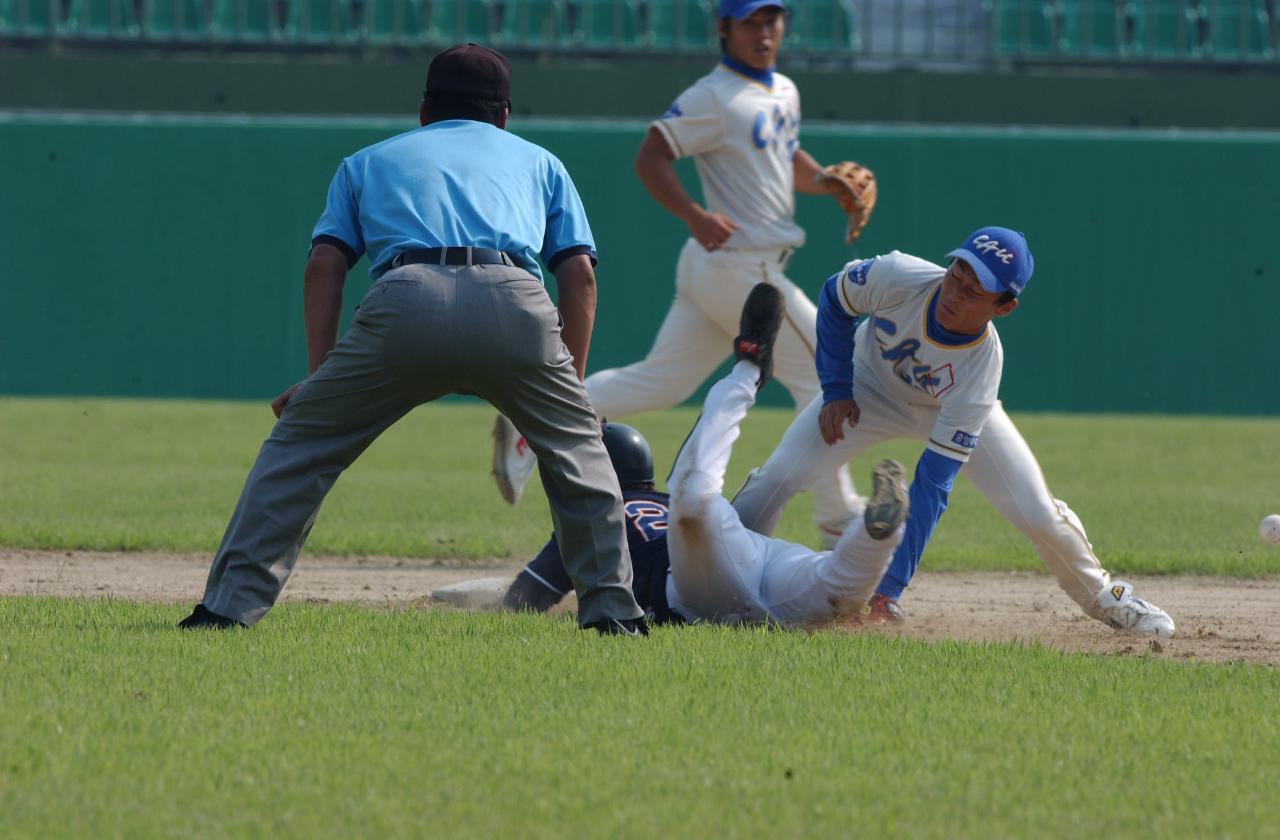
[[311, 120, 596, 281]]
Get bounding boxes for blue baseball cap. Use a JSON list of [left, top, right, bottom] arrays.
[[945, 226, 1035, 297], [719, 0, 787, 19]]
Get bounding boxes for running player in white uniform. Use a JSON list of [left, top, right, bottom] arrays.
[[491, 0, 863, 546], [731, 226, 1177, 636]]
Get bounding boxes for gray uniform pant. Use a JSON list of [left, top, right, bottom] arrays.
[[200, 262, 643, 627]]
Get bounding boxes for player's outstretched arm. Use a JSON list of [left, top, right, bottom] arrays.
[[792, 149, 827, 195], [877, 449, 964, 600], [814, 273, 861, 443], [503, 536, 572, 613], [552, 254, 597, 381], [634, 127, 737, 251]]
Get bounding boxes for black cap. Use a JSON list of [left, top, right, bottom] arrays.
[[425, 43, 511, 101]]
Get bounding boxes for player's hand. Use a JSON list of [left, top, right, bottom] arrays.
[[818, 399, 860, 445], [686, 207, 738, 252], [271, 382, 305, 418]]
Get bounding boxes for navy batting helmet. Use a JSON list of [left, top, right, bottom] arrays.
[[602, 423, 653, 488]]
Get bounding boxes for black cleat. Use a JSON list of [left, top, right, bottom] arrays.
[[584, 616, 650, 637], [733, 283, 784, 387], [178, 603, 246, 630]]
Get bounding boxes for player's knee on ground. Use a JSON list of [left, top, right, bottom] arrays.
[[502, 571, 564, 613]]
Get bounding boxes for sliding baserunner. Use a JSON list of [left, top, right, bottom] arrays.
[[472, 284, 909, 628]]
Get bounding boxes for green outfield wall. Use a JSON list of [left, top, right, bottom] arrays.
[[1, 112, 1277, 415]]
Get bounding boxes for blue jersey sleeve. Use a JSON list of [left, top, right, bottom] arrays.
[[540, 157, 598, 272], [816, 273, 858, 403], [310, 158, 366, 265], [875, 448, 964, 601]]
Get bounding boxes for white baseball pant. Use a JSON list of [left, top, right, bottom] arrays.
[[731, 387, 1113, 619], [586, 238, 861, 535], [664, 363, 903, 628]]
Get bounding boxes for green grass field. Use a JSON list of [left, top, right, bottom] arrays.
[[4, 397, 1278, 837], [2, 397, 1276, 575], [2, 598, 1278, 838]]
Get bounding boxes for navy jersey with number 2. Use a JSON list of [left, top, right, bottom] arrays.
[[521, 490, 678, 624]]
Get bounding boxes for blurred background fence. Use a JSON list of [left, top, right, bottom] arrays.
[[2, 0, 1277, 65]]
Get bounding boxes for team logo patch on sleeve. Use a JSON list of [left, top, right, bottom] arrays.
[[662, 102, 683, 118], [951, 430, 979, 449], [846, 258, 876, 286]]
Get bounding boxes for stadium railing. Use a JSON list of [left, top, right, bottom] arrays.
[[1, 0, 1276, 64]]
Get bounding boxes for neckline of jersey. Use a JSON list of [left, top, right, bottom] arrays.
[[923, 285, 988, 349], [423, 119, 491, 129], [719, 56, 775, 89]]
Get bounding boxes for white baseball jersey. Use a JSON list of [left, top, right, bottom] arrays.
[[651, 62, 804, 250], [833, 251, 1004, 462]]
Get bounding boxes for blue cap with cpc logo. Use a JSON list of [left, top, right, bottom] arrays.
[[719, 0, 787, 18], [945, 226, 1035, 297]]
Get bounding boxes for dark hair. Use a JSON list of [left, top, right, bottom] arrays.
[[422, 91, 509, 126]]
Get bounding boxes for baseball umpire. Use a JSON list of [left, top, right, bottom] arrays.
[[179, 44, 647, 636]]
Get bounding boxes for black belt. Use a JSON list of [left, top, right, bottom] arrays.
[[390, 247, 518, 269]]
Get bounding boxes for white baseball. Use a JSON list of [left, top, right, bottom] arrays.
[[1260, 514, 1280, 544]]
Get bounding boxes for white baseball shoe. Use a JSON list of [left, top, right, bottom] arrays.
[[1095, 579, 1175, 637], [491, 414, 536, 505]]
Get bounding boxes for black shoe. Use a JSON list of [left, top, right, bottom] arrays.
[[584, 616, 650, 637], [733, 283, 784, 387], [178, 603, 246, 630]]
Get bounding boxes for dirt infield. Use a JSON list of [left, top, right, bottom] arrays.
[[2, 549, 1276, 666]]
